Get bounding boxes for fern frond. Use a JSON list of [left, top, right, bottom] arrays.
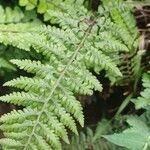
[[19, 0, 86, 14], [98, 0, 141, 85], [0, 0, 139, 149], [0, 6, 24, 24], [0, 5, 41, 74], [102, 0, 138, 49], [132, 73, 150, 109], [4, 77, 48, 93], [0, 4, 40, 24], [63, 119, 122, 150]]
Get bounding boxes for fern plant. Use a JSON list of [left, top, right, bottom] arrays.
[[132, 73, 150, 109], [0, 4, 41, 75], [63, 119, 126, 150], [101, 0, 143, 86], [19, 0, 142, 86], [0, 0, 140, 149], [0, 5, 40, 24], [19, 0, 89, 15]]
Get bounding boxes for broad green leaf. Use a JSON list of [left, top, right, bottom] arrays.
[[103, 116, 150, 150], [103, 132, 148, 150]]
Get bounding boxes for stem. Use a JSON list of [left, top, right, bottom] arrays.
[[114, 93, 133, 118]]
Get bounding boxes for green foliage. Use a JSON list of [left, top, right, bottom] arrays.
[[0, 0, 141, 149], [103, 115, 150, 150], [19, 0, 62, 13], [63, 119, 124, 150], [19, 0, 86, 13], [132, 73, 150, 109], [18, 0, 142, 85], [101, 0, 143, 85], [128, 0, 150, 7], [104, 72, 150, 150], [0, 4, 41, 75], [0, 4, 40, 24], [0, 6, 23, 24], [63, 117, 133, 150]]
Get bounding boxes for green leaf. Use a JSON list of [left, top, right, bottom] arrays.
[[103, 132, 148, 150], [103, 116, 150, 150]]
